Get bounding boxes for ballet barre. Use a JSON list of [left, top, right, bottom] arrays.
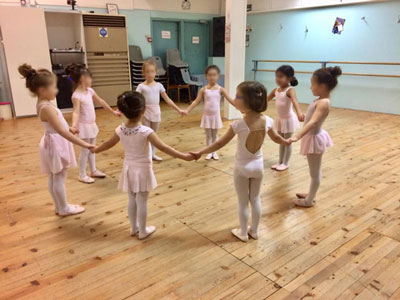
[[252, 59, 400, 80]]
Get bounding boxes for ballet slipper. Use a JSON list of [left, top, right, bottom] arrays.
[[292, 198, 315, 207], [130, 228, 139, 237], [231, 228, 248, 242], [205, 153, 213, 160], [152, 154, 163, 161], [90, 170, 106, 178], [276, 164, 289, 171], [79, 176, 95, 184], [58, 204, 85, 216], [296, 193, 308, 199], [212, 152, 219, 160], [248, 226, 258, 240], [138, 226, 156, 240], [271, 163, 281, 170]]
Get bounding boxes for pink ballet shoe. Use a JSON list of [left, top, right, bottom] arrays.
[[231, 228, 248, 242], [205, 153, 213, 160], [58, 204, 85, 216], [212, 152, 219, 160], [138, 226, 156, 240], [152, 154, 163, 161], [90, 170, 106, 178], [79, 176, 95, 184], [275, 164, 289, 171], [247, 226, 258, 240], [292, 198, 315, 207], [130, 228, 139, 237], [296, 193, 308, 199], [271, 163, 281, 170]]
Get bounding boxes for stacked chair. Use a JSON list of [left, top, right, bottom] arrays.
[[166, 48, 202, 103], [129, 45, 168, 90]]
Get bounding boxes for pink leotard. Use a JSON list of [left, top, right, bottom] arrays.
[[274, 87, 299, 134], [200, 87, 223, 129], [300, 98, 333, 155], [72, 87, 99, 139]]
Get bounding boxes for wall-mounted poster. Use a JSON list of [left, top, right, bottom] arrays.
[[106, 3, 119, 15], [332, 17, 345, 34], [192, 36, 200, 44], [161, 30, 171, 39]]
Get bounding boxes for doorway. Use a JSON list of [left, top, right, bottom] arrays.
[[152, 20, 179, 69], [183, 21, 209, 74]]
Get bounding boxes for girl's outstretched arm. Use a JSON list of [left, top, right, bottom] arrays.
[[268, 128, 291, 145], [147, 132, 193, 161], [92, 133, 120, 153], [191, 127, 236, 160], [160, 91, 185, 115], [267, 88, 276, 102], [290, 99, 330, 142], [70, 98, 80, 134], [40, 105, 94, 150], [287, 88, 304, 121], [185, 87, 205, 113], [220, 87, 237, 108], [93, 92, 121, 117]]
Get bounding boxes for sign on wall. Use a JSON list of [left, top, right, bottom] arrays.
[[99, 27, 108, 38], [192, 36, 200, 44], [161, 30, 171, 39]]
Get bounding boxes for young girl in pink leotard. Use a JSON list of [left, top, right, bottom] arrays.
[[185, 65, 235, 160], [267, 65, 304, 171], [66, 64, 121, 184], [136, 60, 186, 162], [289, 66, 342, 207], [18, 64, 94, 216], [92, 91, 193, 240], [191, 82, 289, 242]]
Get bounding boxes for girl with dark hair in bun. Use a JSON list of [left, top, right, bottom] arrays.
[[267, 65, 304, 171], [191, 81, 290, 242], [92, 91, 194, 240], [18, 64, 94, 216], [65, 63, 121, 184], [289, 66, 342, 207]]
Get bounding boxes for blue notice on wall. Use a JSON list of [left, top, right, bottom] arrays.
[[99, 27, 108, 38]]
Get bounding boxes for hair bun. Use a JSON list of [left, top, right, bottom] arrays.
[[290, 76, 298, 86], [18, 63, 36, 79], [329, 66, 342, 78]]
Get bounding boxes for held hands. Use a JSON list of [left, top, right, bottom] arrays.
[[179, 109, 188, 116], [298, 113, 305, 122], [288, 136, 299, 144], [113, 109, 122, 117], [189, 151, 202, 161], [69, 126, 79, 135]]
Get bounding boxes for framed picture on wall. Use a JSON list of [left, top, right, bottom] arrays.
[[106, 3, 119, 15]]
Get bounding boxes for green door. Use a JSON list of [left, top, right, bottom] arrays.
[[183, 22, 209, 74], [152, 20, 179, 68]]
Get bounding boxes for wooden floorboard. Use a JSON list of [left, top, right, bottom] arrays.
[[1, 102, 399, 299]]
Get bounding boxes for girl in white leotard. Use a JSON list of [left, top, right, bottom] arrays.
[[191, 81, 290, 242]]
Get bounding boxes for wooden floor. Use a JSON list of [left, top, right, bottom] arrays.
[[1, 101, 400, 300]]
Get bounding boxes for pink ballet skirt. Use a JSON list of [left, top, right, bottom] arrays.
[[39, 133, 76, 174], [274, 113, 299, 133], [201, 112, 223, 129], [144, 104, 161, 122], [300, 129, 333, 155], [78, 121, 99, 139], [118, 162, 157, 193]]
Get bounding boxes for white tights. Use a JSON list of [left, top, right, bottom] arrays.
[[233, 172, 263, 236], [48, 169, 69, 213], [128, 191, 149, 234], [278, 132, 293, 166], [205, 128, 218, 154], [142, 118, 160, 157], [79, 137, 96, 178], [305, 153, 323, 205]]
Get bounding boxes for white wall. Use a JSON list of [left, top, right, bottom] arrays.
[[0, 0, 224, 14], [247, 0, 389, 12]]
